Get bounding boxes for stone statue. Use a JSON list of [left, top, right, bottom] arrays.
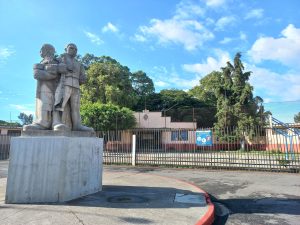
[[24, 43, 94, 132], [52, 43, 93, 132], [23, 44, 65, 131]]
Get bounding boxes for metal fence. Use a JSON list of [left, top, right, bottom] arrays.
[[0, 134, 17, 160], [1, 126, 299, 172], [97, 126, 300, 173]]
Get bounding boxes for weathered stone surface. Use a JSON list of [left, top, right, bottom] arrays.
[[24, 43, 94, 132], [21, 130, 96, 137], [5, 136, 103, 203]]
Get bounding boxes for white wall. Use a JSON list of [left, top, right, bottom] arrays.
[[134, 110, 196, 129]]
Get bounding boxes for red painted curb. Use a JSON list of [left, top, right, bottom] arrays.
[[195, 192, 215, 225], [155, 175, 215, 225], [107, 170, 215, 225]]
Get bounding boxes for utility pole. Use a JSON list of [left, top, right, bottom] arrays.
[[192, 107, 195, 130], [163, 103, 179, 128]]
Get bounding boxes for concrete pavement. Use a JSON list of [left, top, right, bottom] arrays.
[[0, 163, 214, 225], [1, 160, 299, 225]]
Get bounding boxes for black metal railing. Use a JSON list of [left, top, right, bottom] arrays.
[[1, 126, 299, 172], [96, 126, 300, 173]]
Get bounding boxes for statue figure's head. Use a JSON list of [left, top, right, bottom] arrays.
[[65, 43, 77, 58], [40, 44, 55, 58]]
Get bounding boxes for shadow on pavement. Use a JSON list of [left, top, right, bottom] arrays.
[[66, 185, 207, 209], [210, 194, 300, 225]]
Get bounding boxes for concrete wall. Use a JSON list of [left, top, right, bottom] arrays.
[[6, 136, 103, 203], [0, 127, 22, 135], [134, 110, 196, 129]]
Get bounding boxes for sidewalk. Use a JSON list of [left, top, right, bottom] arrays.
[[0, 169, 214, 225]]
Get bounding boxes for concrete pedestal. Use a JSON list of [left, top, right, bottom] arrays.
[[5, 136, 103, 203]]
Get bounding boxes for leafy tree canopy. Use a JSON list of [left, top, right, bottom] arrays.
[[188, 52, 269, 136], [80, 55, 137, 108], [294, 112, 300, 123], [188, 71, 222, 106], [0, 120, 21, 127], [160, 89, 205, 109], [131, 70, 155, 96], [18, 113, 33, 125], [80, 103, 136, 131]]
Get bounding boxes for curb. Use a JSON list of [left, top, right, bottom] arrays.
[[108, 171, 215, 225], [195, 192, 215, 225], [161, 176, 215, 225]]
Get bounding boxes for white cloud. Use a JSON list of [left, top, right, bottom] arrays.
[[10, 104, 35, 116], [245, 8, 264, 19], [155, 80, 170, 88], [219, 37, 233, 44], [170, 74, 201, 89], [134, 1, 214, 51], [150, 65, 200, 90], [174, 0, 205, 19], [150, 66, 170, 88], [205, 18, 215, 26], [240, 31, 247, 41], [133, 34, 147, 42], [183, 49, 231, 76], [204, 0, 226, 7], [84, 31, 103, 45], [139, 19, 214, 51], [0, 46, 15, 63], [102, 22, 119, 33], [247, 64, 300, 102], [249, 24, 300, 67], [215, 16, 236, 31]]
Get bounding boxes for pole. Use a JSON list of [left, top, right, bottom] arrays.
[[192, 107, 195, 130], [132, 134, 136, 166], [164, 109, 166, 128]]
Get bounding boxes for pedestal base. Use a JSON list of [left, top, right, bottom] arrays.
[[5, 136, 103, 203]]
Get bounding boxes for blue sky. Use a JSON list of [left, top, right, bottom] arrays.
[[0, 0, 299, 123]]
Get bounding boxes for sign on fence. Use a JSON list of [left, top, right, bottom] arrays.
[[196, 130, 213, 146]]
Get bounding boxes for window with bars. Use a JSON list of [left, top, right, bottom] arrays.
[[171, 130, 188, 141]]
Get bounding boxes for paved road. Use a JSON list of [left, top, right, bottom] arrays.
[[1, 161, 300, 225], [105, 166, 300, 225]]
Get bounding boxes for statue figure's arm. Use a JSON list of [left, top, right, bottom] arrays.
[[33, 63, 57, 80]]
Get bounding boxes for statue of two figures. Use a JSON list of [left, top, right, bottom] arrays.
[[24, 43, 94, 132]]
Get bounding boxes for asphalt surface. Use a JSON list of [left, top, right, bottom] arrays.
[[0, 161, 212, 225], [103, 166, 300, 225], [0, 161, 300, 225]]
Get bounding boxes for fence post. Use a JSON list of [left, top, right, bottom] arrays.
[[132, 134, 136, 166]]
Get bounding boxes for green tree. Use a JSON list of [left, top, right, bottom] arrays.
[[189, 71, 222, 106], [80, 56, 137, 108], [0, 120, 21, 127], [189, 53, 268, 142], [156, 89, 215, 127], [211, 52, 268, 145], [254, 96, 272, 126], [294, 112, 300, 123], [130, 70, 155, 111], [78, 53, 102, 69], [18, 113, 33, 125], [160, 89, 203, 109], [134, 92, 164, 111], [80, 103, 136, 131], [131, 70, 155, 96], [213, 53, 254, 129]]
